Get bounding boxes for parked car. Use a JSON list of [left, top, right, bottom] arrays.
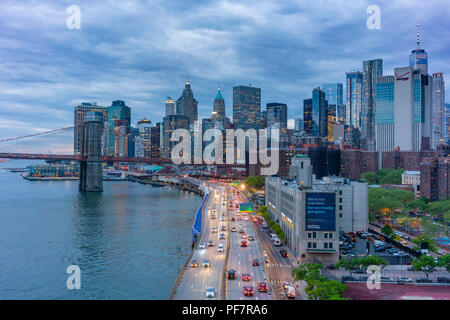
[[416, 278, 433, 283], [380, 276, 394, 283], [437, 277, 450, 283], [397, 277, 413, 284], [341, 276, 357, 282]]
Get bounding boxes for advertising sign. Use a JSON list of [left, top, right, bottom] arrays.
[[305, 192, 335, 231]]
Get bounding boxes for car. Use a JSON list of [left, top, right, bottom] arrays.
[[231, 227, 237, 232], [416, 278, 433, 283], [243, 286, 254, 296], [341, 276, 358, 282], [220, 217, 225, 221], [221, 225, 226, 231], [227, 270, 236, 279], [190, 260, 199, 268], [359, 275, 369, 281], [380, 276, 394, 283], [203, 259, 211, 267], [207, 240, 214, 247], [252, 258, 260, 266], [257, 282, 268, 292], [241, 234, 247, 239], [238, 224, 244, 228], [397, 277, 413, 284], [211, 227, 217, 233], [219, 233, 226, 240], [230, 217, 236, 221], [248, 235, 255, 241], [217, 244, 224, 252], [241, 241, 248, 247], [242, 274, 251, 281], [354, 268, 366, 274], [374, 245, 387, 252], [437, 277, 450, 283], [279, 249, 289, 258], [211, 214, 216, 219], [198, 243, 205, 249], [239, 229, 245, 234], [237, 216, 242, 220], [205, 287, 215, 298]]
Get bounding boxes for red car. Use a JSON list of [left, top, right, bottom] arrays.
[[243, 286, 254, 296], [242, 273, 251, 281], [257, 282, 268, 292], [241, 241, 247, 247], [227, 270, 236, 280]]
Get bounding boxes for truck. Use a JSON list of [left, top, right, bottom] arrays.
[[270, 233, 277, 241], [273, 238, 281, 246], [285, 284, 296, 299]]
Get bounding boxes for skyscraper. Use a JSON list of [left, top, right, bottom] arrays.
[[432, 72, 445, 147], [346, 71, 363, 128], [322, 83, 345, 125], [303, 99, 313, 134], [361, 59, 383, 142], [176, 81, 198, 125], [409, 24, 428, 75], [233, 85, 261, 130], [165, 97, 175, 117], [106, 100, 131, 156], [135, 118, 152, 158], [74, 102, 107, 155], [162, 114, 190, 159], [312, 87, 328, 137], [266, 103, 288, 129], [376, 66, 433, 151], [212, 87, 226, 122]]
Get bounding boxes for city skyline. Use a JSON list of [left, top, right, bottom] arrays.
[[0, 0, 449, 141]]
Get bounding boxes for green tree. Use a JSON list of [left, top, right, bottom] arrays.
[[411, 254, 438, 280], [437, 254, 450, 272], [359, 255, 387, 270], [381, 224, 394, 237], [291, 264, 324, 299], [361, 171, 379, 185], [335, 257, 363, 276], [412, 235, 438, 252], [312, 280, 348, 300]]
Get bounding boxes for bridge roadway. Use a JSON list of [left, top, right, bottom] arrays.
[[173, 182, 272, 300]]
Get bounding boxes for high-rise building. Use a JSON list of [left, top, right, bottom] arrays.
[[176, 81, 198, 125], [409, 24, 428, 75], [74, 102, 107, 155], [312, 87, 328, 137], [151, 123, 161, 159], [212, 87, 226, 122], [162, 114, 190, 159], [294, 118, 303, 133], [322, 83, 343, 106], [361, 59, 383, 142], [376, 66, 433, 151], [266, 103, 288, 129], [165, 97, 175, 117], [106, 100, 131, 156], [233, 85, 261, 130], [346, 71, 363, 128], [135, 118, 152, 158], [432, 72, 445, 147], [375, 76, 395, 151], [445, 103, 450, 143], [303, 99, 313, 134]]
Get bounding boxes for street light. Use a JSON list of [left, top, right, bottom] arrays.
[[241, 183, 246, 191]]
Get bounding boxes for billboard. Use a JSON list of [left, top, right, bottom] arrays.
[[305, 192, 335, 231]]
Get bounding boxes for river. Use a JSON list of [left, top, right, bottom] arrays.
[[0, 159, 202, 299]]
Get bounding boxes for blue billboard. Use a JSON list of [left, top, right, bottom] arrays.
[[305, 192, 336, 231]]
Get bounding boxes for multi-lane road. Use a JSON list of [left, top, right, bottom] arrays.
[[173, 183, 275, 300]]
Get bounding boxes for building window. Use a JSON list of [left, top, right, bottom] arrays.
[[329, 242, 333, 249], [312, 242, 317, 248], [324, 233, 328, 239], [324, 242, 328, 249], [313, 232, 317, 239], [339, 205, 342, 210], [308, 242, 312, 248], [307, 232, 311, 239], [329, 233, 333, 239]]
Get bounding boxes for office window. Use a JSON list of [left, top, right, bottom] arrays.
[[329, 242, 333, 249], [312, 242, 317, 248], [307, 232, 311, 239], [308, 242, 312, 248], [329, 233, 333, 239], [324, 242, 328, 249], [324, 233, 328, 239], [313, 232, 317, 239]]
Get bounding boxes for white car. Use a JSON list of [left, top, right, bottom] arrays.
[[198, 244, 205, 249], [211, 227, 217, 233], [217, 244, 224, 252], [205, 287, 215, 298]]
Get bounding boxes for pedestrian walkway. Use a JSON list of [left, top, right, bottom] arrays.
[[267, 263, 292, 268]]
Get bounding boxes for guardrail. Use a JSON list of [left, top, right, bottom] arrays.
[[169, 186, 210, 300], [220, 191, 231, 300]]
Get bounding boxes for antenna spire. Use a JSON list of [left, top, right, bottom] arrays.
[[417, 23, 420, 50]]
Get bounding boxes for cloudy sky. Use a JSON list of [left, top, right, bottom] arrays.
[[0, 0, 449, 151]]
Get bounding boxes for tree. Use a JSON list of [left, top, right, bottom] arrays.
[[381, 224, 394, 237], [359, 255, 387, 270], [291, 264, 324, 299], [361, 171, 379, 185], [411, 254, 438, 280], [312, 280, 348, 300], [335, 257, 363, 276], [412, 235, 438, 252], [437, 254, 450, 272]]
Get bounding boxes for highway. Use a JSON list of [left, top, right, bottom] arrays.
[[173, 183, 229, 299], [225, 189, 272, 300], [173, 182, 273, 300]]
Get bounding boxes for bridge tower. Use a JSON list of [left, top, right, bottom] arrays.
[[79, 112, 104, 192]]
